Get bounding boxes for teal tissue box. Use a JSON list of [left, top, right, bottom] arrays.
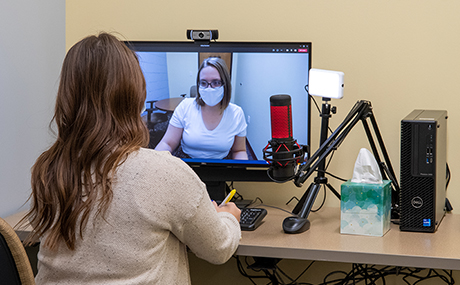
[[340, 180, 391, 237]]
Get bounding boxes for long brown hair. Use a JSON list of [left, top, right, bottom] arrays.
[[23, 33, 149, 250]]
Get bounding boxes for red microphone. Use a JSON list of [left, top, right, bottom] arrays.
[[270, 94, 293, 141], [263, 95, 304, 181]]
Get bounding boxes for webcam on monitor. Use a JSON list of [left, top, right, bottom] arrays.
[[308, 68, 344, 99], [186, 30, 219, 42]]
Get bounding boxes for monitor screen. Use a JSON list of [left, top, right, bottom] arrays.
[[127, 40, 312, 201]]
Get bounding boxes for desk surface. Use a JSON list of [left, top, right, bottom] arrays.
[[237, 206, 460, 270], [6, 206, 460, 270]]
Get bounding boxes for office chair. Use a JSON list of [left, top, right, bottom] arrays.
[[0, 217, 35, 285], [145, 100, 169, 125], [144, 100, 170, 142], [189, 85, 197, 98]]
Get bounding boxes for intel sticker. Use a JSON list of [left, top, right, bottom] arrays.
[[423, 219, 431, 227]]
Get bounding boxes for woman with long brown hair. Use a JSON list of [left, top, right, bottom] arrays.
[[24, 33, 241, 284]]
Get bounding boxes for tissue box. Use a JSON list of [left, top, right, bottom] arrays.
[[340, 180, 391, 237]]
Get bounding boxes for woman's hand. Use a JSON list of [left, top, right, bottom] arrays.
[[212, 201, 241, 222]]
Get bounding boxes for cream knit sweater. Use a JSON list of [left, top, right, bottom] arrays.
[[35, 148, 241, 284]]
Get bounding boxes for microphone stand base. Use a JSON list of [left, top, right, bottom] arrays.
[[282, 216, 311, 234]]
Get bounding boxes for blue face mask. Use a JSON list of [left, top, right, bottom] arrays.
[[199, 86, 224, 107]]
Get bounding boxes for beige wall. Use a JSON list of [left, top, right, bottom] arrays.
[[67, 0, 460, 209], [67, 1, 460, 283]]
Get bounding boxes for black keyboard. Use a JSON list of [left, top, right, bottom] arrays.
[[240, 208, 267, 231]]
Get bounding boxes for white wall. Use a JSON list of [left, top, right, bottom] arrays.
[[0, 1, 65, 218]]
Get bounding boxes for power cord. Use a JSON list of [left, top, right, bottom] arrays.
[[236, 257, 455, 285], [235, 256, 314, 285], [445, 163, 453, 212], [322, 264, 454, 285]]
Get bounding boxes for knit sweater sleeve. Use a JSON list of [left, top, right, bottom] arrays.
[[179, 193, 241, 264], [138, 149, 241, 265]]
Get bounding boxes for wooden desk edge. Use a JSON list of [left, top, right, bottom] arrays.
[[237, 207, 460, 271], [6, 208, 460, 271], [236, 245, 460, 271]]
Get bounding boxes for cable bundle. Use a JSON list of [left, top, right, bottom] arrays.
[[236, 256, 454, 285]]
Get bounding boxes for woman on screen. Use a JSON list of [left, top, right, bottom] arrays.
[[155, 57, 248, 160], [23, 33, 241, 284]]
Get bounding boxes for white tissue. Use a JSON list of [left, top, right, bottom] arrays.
[[351, 148, 383, 184]]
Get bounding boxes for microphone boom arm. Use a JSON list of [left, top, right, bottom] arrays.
[[295, 100, 399, 190], [285, 100, 400, 233]]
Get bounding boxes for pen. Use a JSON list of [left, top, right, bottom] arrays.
[[219, 189, 236, 207]]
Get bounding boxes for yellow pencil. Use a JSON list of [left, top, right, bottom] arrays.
[[219, 189, 236, 207]]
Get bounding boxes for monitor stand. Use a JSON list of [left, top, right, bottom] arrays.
[[205, 181, 254, 208], [205, 181, 227, 203]]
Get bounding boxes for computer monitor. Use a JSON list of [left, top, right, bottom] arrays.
[[126, 40, 312, 201]]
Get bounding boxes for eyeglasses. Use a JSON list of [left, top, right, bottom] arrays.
[[199, 80, 224, 88]]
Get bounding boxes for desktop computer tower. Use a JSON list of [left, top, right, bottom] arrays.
[[399, 110, 447, 232]]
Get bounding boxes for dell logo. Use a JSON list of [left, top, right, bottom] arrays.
[[411, 197, 423, 208]]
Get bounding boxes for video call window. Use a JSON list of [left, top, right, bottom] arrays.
[[134, 42, 311, 165]]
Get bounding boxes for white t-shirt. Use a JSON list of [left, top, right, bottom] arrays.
[[169, 98, 247, 159]]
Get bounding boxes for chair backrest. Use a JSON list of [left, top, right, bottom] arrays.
[[0, 217, 35, 285], [190, 85, 197, 98]]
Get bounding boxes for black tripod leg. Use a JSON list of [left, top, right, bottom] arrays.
[[326, 183, 341, 200], [293, 183, 340, 216]]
